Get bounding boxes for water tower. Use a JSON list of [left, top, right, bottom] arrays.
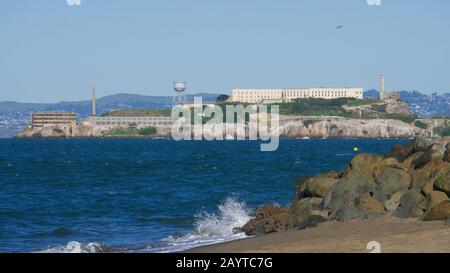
[[172, 81, 186, 107]]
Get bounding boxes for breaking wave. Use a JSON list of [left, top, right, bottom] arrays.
[[146, 197, 252, 252], [39, 241, 108, 253], [39, 197, 252, 253]]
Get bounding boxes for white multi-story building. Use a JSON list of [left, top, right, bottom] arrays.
[[82, 116, 174, 127], [231, 88, 364, 103]]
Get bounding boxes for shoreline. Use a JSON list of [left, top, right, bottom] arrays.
[[185, 136, 450, 253], [10, 135, 418, 140], [186, 217, 450, 253]]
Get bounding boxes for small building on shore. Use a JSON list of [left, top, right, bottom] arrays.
[[81, 116, 174, 128], [31, 112, 77, 128]]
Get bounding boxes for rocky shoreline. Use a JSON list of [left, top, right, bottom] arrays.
[[16, 116, 436, 139], [237, 137, 450, 236]]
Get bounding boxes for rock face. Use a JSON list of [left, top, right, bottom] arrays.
[[18, 116, 424, 139], [434, 172, 450, 195], [385, 101, 410, 114], [422, 201, 450, 221], [395, 190, 427, 218], [443, 143, 450, 162], [241, 205, 298, 236], [357, 193, 386, 215], [240, 137, 450, 236], [280, 117, 422, 139], [16, 124, 168, 138], [294, 175, 339, 200], [427, 191, 449, 209]]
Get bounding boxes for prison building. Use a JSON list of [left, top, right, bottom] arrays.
[[31, 112, 77, 128], [231, 88, 364, 104], [82, 116, 174, 127]]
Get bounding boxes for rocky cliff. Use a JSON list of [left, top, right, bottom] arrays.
[[16, 125, 170, 138], [279, 117, 423, 138], [16, 117, 426, 139], [239, 137, 450, 236]]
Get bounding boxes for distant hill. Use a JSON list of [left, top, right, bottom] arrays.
[[0, 92, 224, 138], [364, 89, 450, 119]]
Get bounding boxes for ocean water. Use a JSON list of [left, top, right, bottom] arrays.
[[0, 138, 409, 253]]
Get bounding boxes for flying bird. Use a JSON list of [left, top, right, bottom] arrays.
[[336, 25, 344, 30]]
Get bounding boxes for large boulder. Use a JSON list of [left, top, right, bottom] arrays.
[[388, 144, 414, 163], [241, 205, 297, 236], [294, 175, 338, 200], [411, 159, 449, 191], [325, 154, 401, 217], [411, 137, 435, 153], [413, 143, 446, 169], [291, 197, 323, 213], [383, 191, 405, 212], [335, 207, 367, 222], [422, 182, 434, 197], [357, 192, 386, 214], [402, 152, 424, 170], [296, 215, 328, 230], [373, 166, 411, 202], [324, 172, 375, 218], [426, 191, 449, 209], [395, 189, 427, 218], [422, 200, 450, 221], [443, 143, 450, 162], [387, 137, 433, 162], [433, 170, 450, 195]]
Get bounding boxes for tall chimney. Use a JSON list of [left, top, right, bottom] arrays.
[[92, 87, 97, 116], [380, 74, 385, 100]]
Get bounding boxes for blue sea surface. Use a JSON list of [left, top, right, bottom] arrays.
[[0, 138, 409, 252]]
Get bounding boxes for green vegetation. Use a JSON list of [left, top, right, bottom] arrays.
[[370, 104, 387, 113], [277, 99, 352, 117], [102, 109, 171, 117], [382, 113, 417, 124], [108, 126, 157, 136], [431, 115, 450, 119], [303, 119, 320, 127], [138, 127, 158, 135], [345, 99, 381, 107], [433, 127, 450, 137], [414, 120, 428, 129]]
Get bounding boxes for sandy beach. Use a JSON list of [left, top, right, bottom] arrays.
[[188, 217, 450, 253]]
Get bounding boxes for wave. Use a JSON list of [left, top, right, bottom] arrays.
[[39, 241, 108, 253], [145, 197, 252, 253], [38, 197, 252, 253]]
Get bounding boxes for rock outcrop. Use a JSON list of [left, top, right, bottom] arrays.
[[16, 124, 170, 138], [17, 116, 426, 139], [280, 117, 423, 138], [240, 137, 450, 236]]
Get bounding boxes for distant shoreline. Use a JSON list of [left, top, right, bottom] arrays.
[[9, 135, 416, 140]]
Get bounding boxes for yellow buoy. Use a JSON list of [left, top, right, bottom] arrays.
[[353, 147, 359, 152]]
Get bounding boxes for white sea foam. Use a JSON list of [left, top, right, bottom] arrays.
[[39, 241, 107, 253], [146, 197, 252, 253], [38, 197, 253, 253]]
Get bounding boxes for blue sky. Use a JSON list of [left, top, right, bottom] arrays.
[[0, 0, 449, 102]]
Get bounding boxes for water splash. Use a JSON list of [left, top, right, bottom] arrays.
[[147, 197, 252, 252], [39, 197, 252, 253], [39, 241, 108, 253]]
